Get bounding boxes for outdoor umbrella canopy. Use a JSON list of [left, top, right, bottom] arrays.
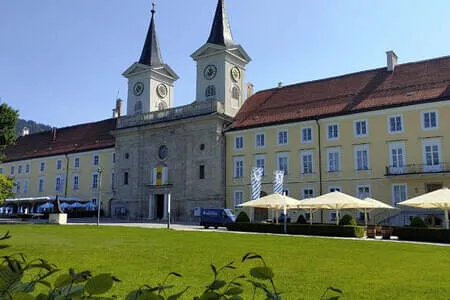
[[397, 187, 450, 229], [239, 193, 303, 209], [296, 191, 379, 225], [59, 202, 71, 209], [360, 197, 397, 227], [69, 202, 83, 208]]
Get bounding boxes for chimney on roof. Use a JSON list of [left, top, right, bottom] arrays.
[[247, 83, 254, 98], [386, 50, 398, 72], [51, 128, 57, 142], [116, 98, 123, 117], [22, 127, 30, 136]]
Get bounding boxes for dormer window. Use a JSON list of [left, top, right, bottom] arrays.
[[205, 85, 216, 99]]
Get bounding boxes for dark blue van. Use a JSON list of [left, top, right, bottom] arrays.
[[200, 208, 236, 229]]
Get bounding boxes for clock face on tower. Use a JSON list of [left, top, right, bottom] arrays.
[[157, 84, 168, 98], [133, 82, 144, 96], [204, 64, 217, 80], [158, 145, 168, 160], [231, 66, 240, 82]]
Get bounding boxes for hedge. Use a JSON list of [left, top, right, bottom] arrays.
[[392, 226, 450, 243], [227, 222, 365, 238]]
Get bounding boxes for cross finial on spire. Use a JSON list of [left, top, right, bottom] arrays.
[[151, 1, 155, 14]]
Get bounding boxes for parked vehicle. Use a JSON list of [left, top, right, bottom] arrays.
[[200, 208, 236, 229]]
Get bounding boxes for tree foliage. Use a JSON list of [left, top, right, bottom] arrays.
[[0, 103, 19, 161], [0, 174, 14, 203]]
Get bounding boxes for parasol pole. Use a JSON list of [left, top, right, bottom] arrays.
[[445, 205, 449, 230], [283, 193, 287, 234], [310, 208, 313, 225]]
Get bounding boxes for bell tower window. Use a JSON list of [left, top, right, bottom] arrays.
[[158, 101, 168, 111], [205, 85, 216, 99]]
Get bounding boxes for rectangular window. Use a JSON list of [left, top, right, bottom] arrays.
[[25, 164, 30, 174], [234, 136, 244, 150], [111, 171, 115, 189], [277, 130, 288, 145], [327, 148, 340, 172], [254, 155, 265, 176], [23, 180, 29, 194], [282, 189, 289, 196], [73, 175, 79, 190], [354, 145, 370, 170], [388, 115, 403, 134], [92, 173, 98, 189], [10, 166, 15, 176], [38, 178, 44, 193], [124, 172, 129, 185], [327, 124, 339, 140], [356, 185, 371, 199], [330, 212, 337, 222], [0, 168, 3, 174], [74, 157, 80, 168], [93, 155, 100, 166], [329, 186, 341, 192], [16, 180, 20, 193], [277, 152, 289, 175], [55, 176, 62, 192], [18, 165, 22, 174], [233, 190, 244, 207], [392, 184, 407, 205], [199, 165, 205, 179], [255, 133, 265, 148], [302, 188, 314, 199], [56, 159, 62, 170], [388, 142, 406, 174], [301, 127, 313, 144], [422, 139, 441, 172], [40, 162, 45, 172], [112, 152, 116, 164], [301, 150, 314, 174], [234, 157, 244, 178], [422, 111, 438, 130], [354, 120, 368, 137]]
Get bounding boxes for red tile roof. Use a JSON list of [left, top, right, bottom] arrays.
[[4, 118, 116, 162], [229, 55, 450, 131]]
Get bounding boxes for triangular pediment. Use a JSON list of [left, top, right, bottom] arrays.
[[122, 62, 152, 77], [191, 43, 251, 63], [122, 62, 179, 80]]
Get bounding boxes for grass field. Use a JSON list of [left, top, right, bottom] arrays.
[[3, 224, 450, 299]]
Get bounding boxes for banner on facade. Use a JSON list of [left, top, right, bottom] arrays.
[[273, 170, 284, 194], [251, 167, 263, 200]]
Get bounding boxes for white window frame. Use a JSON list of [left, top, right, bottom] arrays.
[[421, 110, 439, 131], [40, 161, 45, 172], [254, 155, 266, 176], [56, 159, 62, 170], [302, 188, 314, 199], [392, 184, 408, 206], [422, 138, 442, 172], [233, 157, 244, 178], [255, 133, 265, 148], [234, 136, 244, 150], [55, 175, 63, 192], [38, 177, 44, 193], [16, 180, 20, 193], [328, 186, 342, 192], [10, 166, 15, 176], [277, 129, 289, 146], [301, 150, 314, 174], [354, 144, 370, 171], [18, 165, 22, 174], [25, 164, 30, 174], [327, 123, 339, 141], [23, 179, 29, 194], [388, 141, 406, 174], [112, 152, 116, 164], [277, 152, 289, 175], [74, 157, 80, 169], [388, 114, 404, 134], [111, 169, 115, 189], [233, 190, 244, 208], [73, 174, 80, 190], [92, 173, 99, 189], [354, 119, 368, 137], [356, 184, 371, 199], [327, 147, 340, 173], [301, 126, 313, 144], [93, 155, 100, 166]]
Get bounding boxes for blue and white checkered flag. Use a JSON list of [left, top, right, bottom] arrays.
[[251, 167, 263, 200], [273, 170, 284, 194]]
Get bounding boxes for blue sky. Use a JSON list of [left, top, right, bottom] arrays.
[[1, 0, 450, 127]]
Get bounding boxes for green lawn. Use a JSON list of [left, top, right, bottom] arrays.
[[3, 224, 450, 299]]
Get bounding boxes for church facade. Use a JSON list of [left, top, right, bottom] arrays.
[[112, 0, 250, 221]]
